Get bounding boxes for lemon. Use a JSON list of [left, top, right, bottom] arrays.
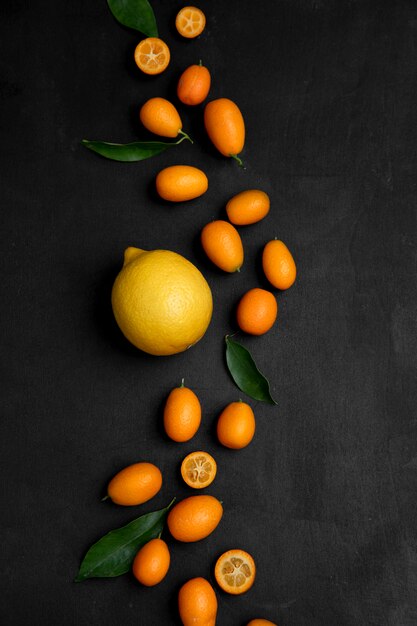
[[111, 247, 213, 356]]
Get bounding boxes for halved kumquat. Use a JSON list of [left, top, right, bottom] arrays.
[[214, 549, 256, 595], [176, 6, 206, 39], [134, 37, 170, 75], [181, 451, 217, 489]]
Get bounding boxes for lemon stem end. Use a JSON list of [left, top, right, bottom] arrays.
[[123, 247, 145, 267]]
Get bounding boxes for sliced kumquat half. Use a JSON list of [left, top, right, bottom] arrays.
[[176, 6, 206, 39], [214, 549, 256, 595], [181, 451, 217, 489], [134, 37, 170, 75]]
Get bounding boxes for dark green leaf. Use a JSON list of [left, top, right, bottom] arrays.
[[81, 136, 188, 162], [75, 499, 174, 582], [107, 0, 158, 37], [225, 336, 277, 405]]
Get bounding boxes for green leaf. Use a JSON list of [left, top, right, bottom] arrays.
[[82, 136, 189, 162], [107, 0, 158, 37], [225, 336, 277, 405], [75, 499, 174, 582]]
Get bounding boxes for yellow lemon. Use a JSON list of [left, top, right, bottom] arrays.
[[111, 247, 213, 356]]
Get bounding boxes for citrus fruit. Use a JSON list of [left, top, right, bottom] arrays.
[[111, 247, 213, 356], [134, 37, 170, 75], [177, 63, 211, 105], [140, 97, 190, 141], [132, 538, 170, 586], [236, 288, 278, 335], [167, 495, 223, 542], [164, 382, 201, 442], [175, 6, 206, 39], [178, 577, 217, 626], [226, 190, 270, 226], [156, 165, 208, 202], [214, 549, 256, 595], [201, 220, 244, 272], [217, 401, 255, 449], [204, 98, 245, 165], [262, 239, 296, 290], [107, 462, 162, 506], [247, 620, 278, 625], [181, 451, 217, 489]]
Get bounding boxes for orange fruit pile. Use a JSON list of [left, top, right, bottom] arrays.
[[84, 4, 297, 624]]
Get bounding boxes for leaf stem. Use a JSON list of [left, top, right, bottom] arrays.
[[178, 130, 193, 144], [167, 497, 176, 510]]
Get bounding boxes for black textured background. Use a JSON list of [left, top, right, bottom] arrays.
[[1, 1, 417, 624]]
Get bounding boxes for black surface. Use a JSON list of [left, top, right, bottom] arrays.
[[1, 1, 417, 624]]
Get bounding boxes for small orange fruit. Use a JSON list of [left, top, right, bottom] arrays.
[[181, 451, 217, 489], [236, 288, 278, 335], [262, 239, 296, 290], [164, 383, 201, 442], [204, 98, 245, 165], [156, 165, 208, 202], [246, 618, 277, 626], [217, 401, 255, 449], [178, 577, 217, 626], [167, 495, 223, 542], [177, 63, 211, 105], [175, 6, 206, 39], [107, 462, 162, 506], [201, 220, 244, 272], [132, 538, 170, 586], [214, 549, 256, 595], [139, 97, 191, 141], [226, 190, 270, 226], [134, 37, 170, 75]]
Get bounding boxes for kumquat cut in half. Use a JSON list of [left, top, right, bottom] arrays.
[[176, 6, 206, 39], [181, 451, 217, 489], [214, 549, 256, 595], [134, 37, 170, 75]]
